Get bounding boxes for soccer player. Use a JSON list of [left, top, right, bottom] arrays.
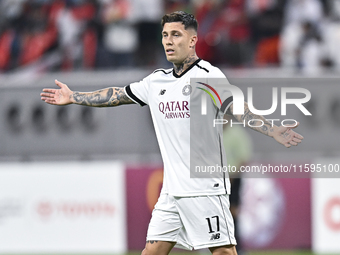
[[41, 11, 303, 255]]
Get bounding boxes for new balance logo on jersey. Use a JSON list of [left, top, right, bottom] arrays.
[[210, 233, 220, 240], [213, 183, 219, 187], [159, 89, 166, 95]]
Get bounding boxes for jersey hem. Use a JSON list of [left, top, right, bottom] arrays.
[[193, 240, 237, 250], [168, 189, 230, 197]]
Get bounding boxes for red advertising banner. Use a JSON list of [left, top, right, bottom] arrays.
[[126, 165, 163, 251], [312, 158, 340, 254]]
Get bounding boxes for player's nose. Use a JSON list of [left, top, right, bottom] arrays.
[[163, 36, 172, 44]]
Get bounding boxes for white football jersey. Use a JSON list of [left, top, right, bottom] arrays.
[[125, 59, 233, 196]]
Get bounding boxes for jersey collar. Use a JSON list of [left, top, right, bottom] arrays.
[[172, 58, 202, 78]]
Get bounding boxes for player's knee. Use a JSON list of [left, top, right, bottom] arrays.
[[141, 245, 159, 255], [213, 250, 237, 255], [210, 244, 237, 255], [141, 247, 159, 255], [141, 242, 172, 255]]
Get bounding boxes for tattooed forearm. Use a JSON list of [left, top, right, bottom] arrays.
[[72, 88, 113, 105], [232, 102, 274, 136], [71, 87, 134, 107]]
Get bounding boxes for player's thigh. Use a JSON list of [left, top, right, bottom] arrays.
[[142, 240, 176, 255], [147, 194, 183, 243], [175, 194, 237, 249], [209, 244, 237, 255]]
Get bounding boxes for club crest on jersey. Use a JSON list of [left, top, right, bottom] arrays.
[[182, 85, 192, 96]]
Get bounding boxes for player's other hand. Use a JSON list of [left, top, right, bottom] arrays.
[[41, 80, 73, 105], [271, 122, 304, 148]]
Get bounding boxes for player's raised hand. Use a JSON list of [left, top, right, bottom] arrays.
[[271, 122, 304, 148], [41, 80, 73, 105]]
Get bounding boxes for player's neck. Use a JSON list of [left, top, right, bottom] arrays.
[[173, 54, 199, 76]]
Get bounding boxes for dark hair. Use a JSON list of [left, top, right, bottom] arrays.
[[161, 11, 198, 31]]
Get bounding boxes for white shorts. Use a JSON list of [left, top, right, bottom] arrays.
[[146, 193, 237, 250]]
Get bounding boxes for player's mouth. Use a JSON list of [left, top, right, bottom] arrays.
[[166, 49, 175, 55]]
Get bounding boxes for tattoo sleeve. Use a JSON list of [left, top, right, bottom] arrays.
[[71, 87, 135, 107], [231, 102, 274, 136]]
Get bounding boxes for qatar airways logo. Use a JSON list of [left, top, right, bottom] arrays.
[[197, 80, 312, 128], [159, 101, 190, 119]]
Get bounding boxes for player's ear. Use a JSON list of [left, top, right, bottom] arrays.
[[190, 34, 198, 48]]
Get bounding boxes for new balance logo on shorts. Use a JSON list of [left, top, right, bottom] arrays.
[[159, 89, 166, 95], [210, 233, 220, 240]]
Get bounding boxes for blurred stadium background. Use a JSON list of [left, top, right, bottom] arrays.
[[0, 0, 340, 254]]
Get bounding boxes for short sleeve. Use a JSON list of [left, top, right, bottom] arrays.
[[209, 66, 227, 80], [124, 75, 151, 106]]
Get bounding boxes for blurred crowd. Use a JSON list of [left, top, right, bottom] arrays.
[[0, 0, 339, 73]]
